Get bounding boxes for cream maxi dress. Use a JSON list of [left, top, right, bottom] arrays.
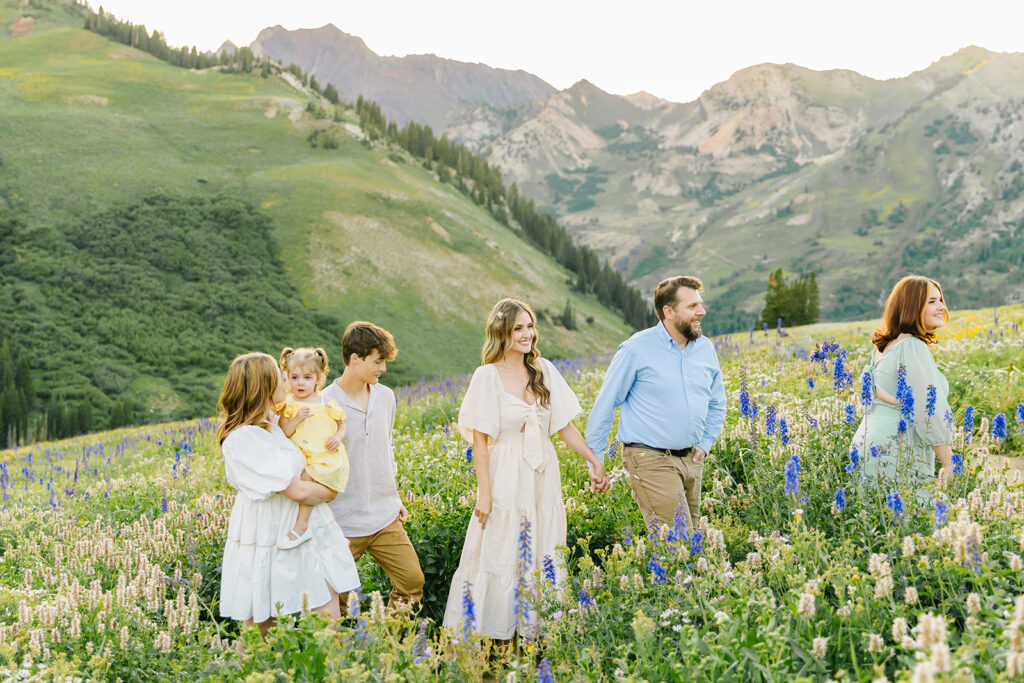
[[219, 423, 361, 623], [442, 358, 580, 639]]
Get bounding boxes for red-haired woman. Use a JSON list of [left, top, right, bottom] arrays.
[[851, 275, 954, 489]]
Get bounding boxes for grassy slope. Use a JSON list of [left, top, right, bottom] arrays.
[[0, 19, 631, 419]]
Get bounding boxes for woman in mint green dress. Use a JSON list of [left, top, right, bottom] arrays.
[[851, 275, 954, 488]]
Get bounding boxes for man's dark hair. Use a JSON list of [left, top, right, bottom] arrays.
[[653, 276, 704, 321], [342, 321, 398, 364]]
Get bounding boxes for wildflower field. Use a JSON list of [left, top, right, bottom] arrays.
[[2, 306, 1024, 682]]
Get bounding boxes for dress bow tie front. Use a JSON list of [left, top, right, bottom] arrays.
[[522, 404, 546, 472]]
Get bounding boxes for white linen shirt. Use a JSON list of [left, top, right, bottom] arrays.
[[322, 380, 402, 538]]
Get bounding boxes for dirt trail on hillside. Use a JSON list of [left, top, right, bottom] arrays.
[[11, 16, 34, 35]]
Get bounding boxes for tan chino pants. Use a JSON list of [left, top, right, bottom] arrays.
[[622, 446, 703, 534], [348, 516, 425, 607]]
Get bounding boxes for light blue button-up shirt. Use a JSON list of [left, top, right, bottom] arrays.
[[585, 322, 727, 462]]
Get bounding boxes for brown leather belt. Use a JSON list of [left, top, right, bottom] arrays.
[[623, 442, 694, 458]]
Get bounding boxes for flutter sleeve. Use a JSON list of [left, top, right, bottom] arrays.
[[901, 339, 954, 446], [542, 358, 582, 435], [326, 400, 345, 422], [457, 365, 500, 445], [222, 426, 297, 501], [278, 396, 298, 419]]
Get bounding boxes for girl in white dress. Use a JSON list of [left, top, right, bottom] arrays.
[[217, 352, 360, 636], [442, 298, 610, 640]]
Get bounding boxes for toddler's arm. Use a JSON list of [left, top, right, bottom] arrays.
[[279, 405, 313, 437], [325, 418, 346, 451]]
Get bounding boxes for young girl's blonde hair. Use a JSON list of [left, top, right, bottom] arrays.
[[217, 352, 280, 445], [280, 347, 331, 391]]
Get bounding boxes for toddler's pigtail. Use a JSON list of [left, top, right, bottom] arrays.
[[279, 347, 295, 372]]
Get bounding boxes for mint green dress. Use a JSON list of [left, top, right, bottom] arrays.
[[850, 337, 953, 486]]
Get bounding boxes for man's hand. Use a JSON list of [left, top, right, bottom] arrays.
[[588, 462, 611, 493], [692, 447, 708, 464], [397, 504, 410, 523]]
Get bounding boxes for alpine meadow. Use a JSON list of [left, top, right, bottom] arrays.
[[2, 1, 1024, 682]]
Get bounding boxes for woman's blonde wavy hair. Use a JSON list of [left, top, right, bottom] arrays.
[[482, 298, 550, 408], [280, 347, 330, 391], [216, 352, 280, 445]]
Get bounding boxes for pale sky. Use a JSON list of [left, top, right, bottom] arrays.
[[92, 0, 1023, 103]]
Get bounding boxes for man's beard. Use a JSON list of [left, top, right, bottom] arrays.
[[674, 318, 702, 342]]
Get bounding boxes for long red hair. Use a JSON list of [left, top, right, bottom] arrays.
[[871, 275, 947, 351]]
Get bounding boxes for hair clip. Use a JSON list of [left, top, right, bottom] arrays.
[[495, 310, 504, 319]]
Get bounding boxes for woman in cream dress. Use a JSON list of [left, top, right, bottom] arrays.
[[442, 298, 609, 640]]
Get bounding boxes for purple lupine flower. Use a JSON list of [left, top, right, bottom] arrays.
[[934, 500, 949, 528], [963, 406, 975, 444], [465, 447, 473, 463], [690, 530, 704, 555], [808, 377, 815, 389], [739, 386, 752, 419], [992, 413, 1007, 439], [783, 455, 800, 496], [860, 370, 873, 408], [895, 364, 914, 424], [844, 404, 855, 423], [514, 516, 533, 627], [925, 385, 937, 417], [668, 501, 689, 542], [833, 489, 846, 512], [543, 555, 557, 586], [780, 418, 789, 446], [648, 556, 667, 583], [461, 582, 476, 640], [411, 619, 429, 663], [886, 491, 904, 522], [846, 447, 860, 473], [1017, 402, 1024, 430], [537, 658, 555, 683], [578, 589, 595, 609], [951, 452, 963, 475], [765, 404, 777, 435]]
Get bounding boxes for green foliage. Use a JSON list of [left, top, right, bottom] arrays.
[[1, 194, 344, 427], [762, 268, 820, 328], [558, 299, 577, 330]]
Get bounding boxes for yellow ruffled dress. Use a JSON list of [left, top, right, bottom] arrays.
[[279, 395, 349, 493]]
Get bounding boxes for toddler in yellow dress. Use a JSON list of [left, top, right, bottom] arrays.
[[277, 347, 349, 549]]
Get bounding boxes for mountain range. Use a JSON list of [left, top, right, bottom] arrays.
[[256, 25, 1024, 329], [250, 24, 555, 130]]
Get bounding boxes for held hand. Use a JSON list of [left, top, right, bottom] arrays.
[[474, 492, 492, 530], [588, 462, 610, 493], [325, 433, 343, 451], [692, 447, 707, 464], [398, 504, 409, 523]]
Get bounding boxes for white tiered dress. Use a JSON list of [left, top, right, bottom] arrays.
[[219, 424, 360, 623], [442, 358, 580, 639]]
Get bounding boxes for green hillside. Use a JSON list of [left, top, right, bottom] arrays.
[[0, 4, 633, 436]]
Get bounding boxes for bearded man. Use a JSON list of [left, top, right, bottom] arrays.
[[585, 276, 727, 533]]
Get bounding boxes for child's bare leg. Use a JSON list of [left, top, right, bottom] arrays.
[[291, 503, 312, 538]]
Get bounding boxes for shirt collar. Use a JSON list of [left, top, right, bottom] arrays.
[[655, 321, 679, 349]]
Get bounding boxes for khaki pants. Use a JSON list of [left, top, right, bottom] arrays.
[[348, 517, 425, 607], [622, 446, 703, 533]]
